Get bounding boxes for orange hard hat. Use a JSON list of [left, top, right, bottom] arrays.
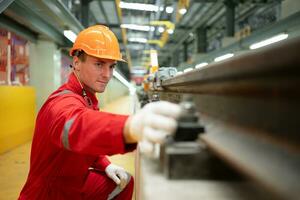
[[70, 25, 125, 62]]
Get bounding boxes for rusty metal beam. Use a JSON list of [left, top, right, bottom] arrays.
[[155, 36, 300, 200]]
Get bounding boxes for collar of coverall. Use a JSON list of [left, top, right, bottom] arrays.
[[67, 73, 99, 108]]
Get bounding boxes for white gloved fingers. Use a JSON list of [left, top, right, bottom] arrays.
[[116, 170, 128, 190], [117, 170, 128, 182], [145, 101, 181, 119], [143, 127, 169, 144], [144, 114, 178, 134], [139, 140, 155, 154], [109, 173, 121, 185], [105, 164, 124, 185], [127, 101, 181, 143]]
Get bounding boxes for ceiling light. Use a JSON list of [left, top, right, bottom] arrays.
[[128, 38, 148, 43], [214, 53, 234, 62], [160, 6, 164, 11], [166, 6, 174, 13], [63, 30, 77, 43], [120, 24, 153, 31], [195, 62, 208, 69], [179, 8, 187, 15], [249, 33, 288, 49], [167, 29, 174, 34], [158, 27, 165, 33], [150, 27, 155, 31], [119, 2, 158, 12]]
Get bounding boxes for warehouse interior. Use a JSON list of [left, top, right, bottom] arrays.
[[0, 0, 300, 199]]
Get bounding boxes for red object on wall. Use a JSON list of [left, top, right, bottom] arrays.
[[11, 32, 30, 85], [0, 29, 8, 72]]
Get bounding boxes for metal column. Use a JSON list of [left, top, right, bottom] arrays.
[[225, 0, 235, 37], [196, 27, 207, 53]]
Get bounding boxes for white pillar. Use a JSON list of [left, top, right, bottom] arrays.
[[29, 39, 61, 111]]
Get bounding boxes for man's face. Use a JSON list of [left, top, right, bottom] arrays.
[[73, 54, 116, 93]]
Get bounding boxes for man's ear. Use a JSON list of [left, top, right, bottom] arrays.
[[73, 56, 80, 71]]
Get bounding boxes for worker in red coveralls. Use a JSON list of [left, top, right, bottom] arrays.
[[18, 25, 181, 200]]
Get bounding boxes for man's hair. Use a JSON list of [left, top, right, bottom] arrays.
[[73, 50, 87, 62]]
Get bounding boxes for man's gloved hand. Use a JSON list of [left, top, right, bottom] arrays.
[[125, 101, 181, 144], [105, 164, 129, 190]]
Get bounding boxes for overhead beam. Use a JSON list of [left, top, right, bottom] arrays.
[[98, 1, 110, 25], [0, 14, 37, 42], [8, 1, 70, 46], [158, 2, 223, 63], [42, 0, 84, 33], [0, 0, 14, 14]]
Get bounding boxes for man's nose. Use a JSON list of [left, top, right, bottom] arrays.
[[101, 65, 112, 78]]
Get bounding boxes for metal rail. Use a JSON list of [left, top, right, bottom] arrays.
[[157, 36, 300, 200]]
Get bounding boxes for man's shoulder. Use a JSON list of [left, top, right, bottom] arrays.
[[44, 88, 86, 109]]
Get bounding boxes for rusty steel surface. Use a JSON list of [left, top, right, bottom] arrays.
[[155, 36, 300, 200], [200, 115, 300, 200], [163, 36, 300, 95]]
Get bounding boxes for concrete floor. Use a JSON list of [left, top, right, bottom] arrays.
[[0, 94, 273, 200], [0, 95, 136, 200], [0, 142, 31, 200], [140, 157, 272, 200]]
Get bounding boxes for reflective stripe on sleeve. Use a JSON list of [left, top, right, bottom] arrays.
[[62, 116, 77, 150], [51, 89, 73, 98]]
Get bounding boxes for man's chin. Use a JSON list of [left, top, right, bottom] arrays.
[[94, 86, 106, 93]]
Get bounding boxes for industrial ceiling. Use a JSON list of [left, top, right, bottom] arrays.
[[0, 0, 284, 78]]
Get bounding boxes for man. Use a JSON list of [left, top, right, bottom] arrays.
[[19, 25, 181, 200]]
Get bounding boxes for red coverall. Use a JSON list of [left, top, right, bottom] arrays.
[[19, 73, 136, 200]]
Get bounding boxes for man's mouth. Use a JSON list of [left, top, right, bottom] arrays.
[[97, 81, 107, 85]]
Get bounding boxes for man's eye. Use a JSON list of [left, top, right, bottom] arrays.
[[110, 65, 116, 69], [95, 63, 102, 67]]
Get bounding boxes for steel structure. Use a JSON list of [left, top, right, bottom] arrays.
[[154, 35, 300, 200]]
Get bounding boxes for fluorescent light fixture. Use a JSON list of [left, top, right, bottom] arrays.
[[195, 62, 208, 69], [249, 33, 288, 49], [121, 24, 153, 32], [167, 29, 174, 34], [179, 8, 187, 15], [214, 53, 234, 62], [113, 70, 135, 92], [160, 6, 164, 11], [128, 38, 148, 43], [119, 2, 158, 12], [166, 6, 174, 13], [176, 71, 183, 75], [158, 27, 165, 33], [183, 68, 193, 73], [64, 30, 77, 43]]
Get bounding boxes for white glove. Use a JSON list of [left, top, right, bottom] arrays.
[[105, 164, 129, 190], [128, 101, 181, 144], [138, 140, 161, 158]]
